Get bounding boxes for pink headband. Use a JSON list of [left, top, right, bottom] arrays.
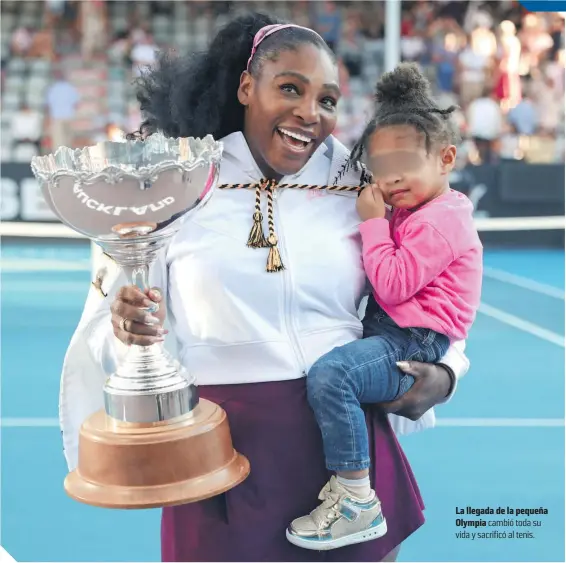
[[246, 24, 324, 72]]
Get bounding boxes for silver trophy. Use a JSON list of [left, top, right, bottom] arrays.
[[31, 134, 250, 509]]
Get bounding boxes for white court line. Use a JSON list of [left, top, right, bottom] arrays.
[[483, 266, 565, 300], [2, 281, 89, 292], [473, 215, 565, 231], [0, 222, 81, 238], [436, 418, 564, 427], [1, 417, 563, 428], [4, 216, 562, 237], [1, 418, 59, 427], [1, 260, 90, 272], [478, 302, 564, 347]]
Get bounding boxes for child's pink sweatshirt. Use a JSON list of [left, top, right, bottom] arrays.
[[359, 189, 483, 341]]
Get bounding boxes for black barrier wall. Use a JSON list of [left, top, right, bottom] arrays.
[[1, 161, 564, 247], [450, 161, 565, 219], [1, 162, 58, 222]]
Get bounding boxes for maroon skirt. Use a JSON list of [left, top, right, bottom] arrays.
[[161, 378, 425, 562]]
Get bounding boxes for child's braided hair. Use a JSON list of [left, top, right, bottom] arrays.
[[350, 62, 460, 163]]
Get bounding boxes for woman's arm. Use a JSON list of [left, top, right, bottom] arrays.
[[377, 362, 454, 420], [81, 254, 130, 376], [377, 340, 469, 420]]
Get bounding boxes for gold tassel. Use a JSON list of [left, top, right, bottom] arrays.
[[266, 234, 284, 272], [246, 183, 268, 248], [247, 210, 268, 248]]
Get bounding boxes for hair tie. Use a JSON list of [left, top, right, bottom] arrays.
[[246, 23, 324, 72]]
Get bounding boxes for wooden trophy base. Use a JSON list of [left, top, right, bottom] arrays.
[[64, 398, 250, 509]]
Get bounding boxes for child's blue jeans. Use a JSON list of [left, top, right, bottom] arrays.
[[307, 301, 450, 472]]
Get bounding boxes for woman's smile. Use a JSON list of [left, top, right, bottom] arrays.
[[275, 126, 315, 155]]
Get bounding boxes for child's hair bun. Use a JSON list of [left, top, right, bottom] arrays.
[[375, 62, 431, 104]]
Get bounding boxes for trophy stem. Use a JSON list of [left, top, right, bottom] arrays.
[[103, 339, 198, 423], [123, 262, 160, 314]]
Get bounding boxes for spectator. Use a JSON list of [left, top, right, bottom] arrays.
[[457, 33, 495, 107], [27, 28, 55, 60], [130, 35, 158, 78], [45, 0, 66, 28], [401, 30, 426, 63], [108, 30, 133, 66], [463, 2, 494, 35], [499, 123, 522, 160], [545, 48, 565, 95], [1, 0, 563, 163], [46, 71, 79, 149], [496, 20, 522, 111], [549, 15, 565, 60], [80, 0, 107, 60], [312, 1, 342, 52], [10, 27, 33, 57], [519, 13, 554, 70], [508, 86, 539, 136], [338, 15, 363, 79], [333, 60, 373, 148], [466, 87, 503, 163], [11, 103, 43, 151], [130, 23, 151, 46], [412, 0, 434, 34], [433, 32, 459, 93]]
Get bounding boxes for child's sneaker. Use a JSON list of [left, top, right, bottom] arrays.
[[286, 475, 387, 550]]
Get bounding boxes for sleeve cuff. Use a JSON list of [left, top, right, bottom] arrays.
[[437, 362, 457, 401], [437, 340, 469, 403]]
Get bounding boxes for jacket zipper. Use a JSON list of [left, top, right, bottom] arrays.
[[272, 189, 308, 376]]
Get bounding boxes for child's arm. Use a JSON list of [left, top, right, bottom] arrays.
[[359, 217, 455, 306]]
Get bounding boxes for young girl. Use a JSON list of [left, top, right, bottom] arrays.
[[286, 63, 483, 551]]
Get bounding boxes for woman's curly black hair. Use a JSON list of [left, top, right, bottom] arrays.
[[350, 62, 460, 163], [129, 12, 334, 140]]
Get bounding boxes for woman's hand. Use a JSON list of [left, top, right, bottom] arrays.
[[110, 286, 167, 346], [356, 184, 387, 221], [377, 361, 454, 420]]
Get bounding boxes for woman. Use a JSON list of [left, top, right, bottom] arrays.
[[61, 13, 469, 562]]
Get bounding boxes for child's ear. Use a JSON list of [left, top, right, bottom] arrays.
[[439, 145, 457, 175]]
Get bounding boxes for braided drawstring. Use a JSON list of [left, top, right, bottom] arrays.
[[218, 181, 363, 273], [245, 179, 284, 272], [265, 180, 284, 272], [246, 179, 269, 248]]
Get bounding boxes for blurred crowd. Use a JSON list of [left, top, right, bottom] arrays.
[[2, 0, 564, 166], [324, 0, 565, 165]]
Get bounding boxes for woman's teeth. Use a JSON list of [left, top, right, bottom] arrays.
[[278, 128, 312, 143], [277, 128, 312, 150]]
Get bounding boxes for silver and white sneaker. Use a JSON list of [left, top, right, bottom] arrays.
[[286, 476, 387, 551]]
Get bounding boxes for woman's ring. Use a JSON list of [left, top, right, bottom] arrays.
[[119, 317, 128, 332]]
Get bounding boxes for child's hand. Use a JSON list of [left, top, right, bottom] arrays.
[[356, 184, 386, 221]]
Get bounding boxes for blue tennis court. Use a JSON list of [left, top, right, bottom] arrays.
[[1, 241, 564, 562]]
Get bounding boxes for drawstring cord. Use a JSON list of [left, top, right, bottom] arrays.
[[218, 180, 362, 273]]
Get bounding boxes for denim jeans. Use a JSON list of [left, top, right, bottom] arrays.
[[306, 301, 450, 472]]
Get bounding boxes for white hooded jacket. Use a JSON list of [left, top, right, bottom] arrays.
[[60, 132, 470, 470]]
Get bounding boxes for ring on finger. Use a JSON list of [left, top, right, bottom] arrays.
[[119, 317, 128, 332]]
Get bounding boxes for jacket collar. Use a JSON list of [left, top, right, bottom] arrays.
[[219, 131, 367, 188]]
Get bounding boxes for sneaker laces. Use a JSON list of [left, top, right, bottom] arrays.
[[310, 477, 345, 529]]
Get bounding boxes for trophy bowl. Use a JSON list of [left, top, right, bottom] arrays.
[[31, 133, 250, 509]]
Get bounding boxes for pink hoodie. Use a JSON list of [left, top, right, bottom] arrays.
[[359, 189, 483, 341]]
